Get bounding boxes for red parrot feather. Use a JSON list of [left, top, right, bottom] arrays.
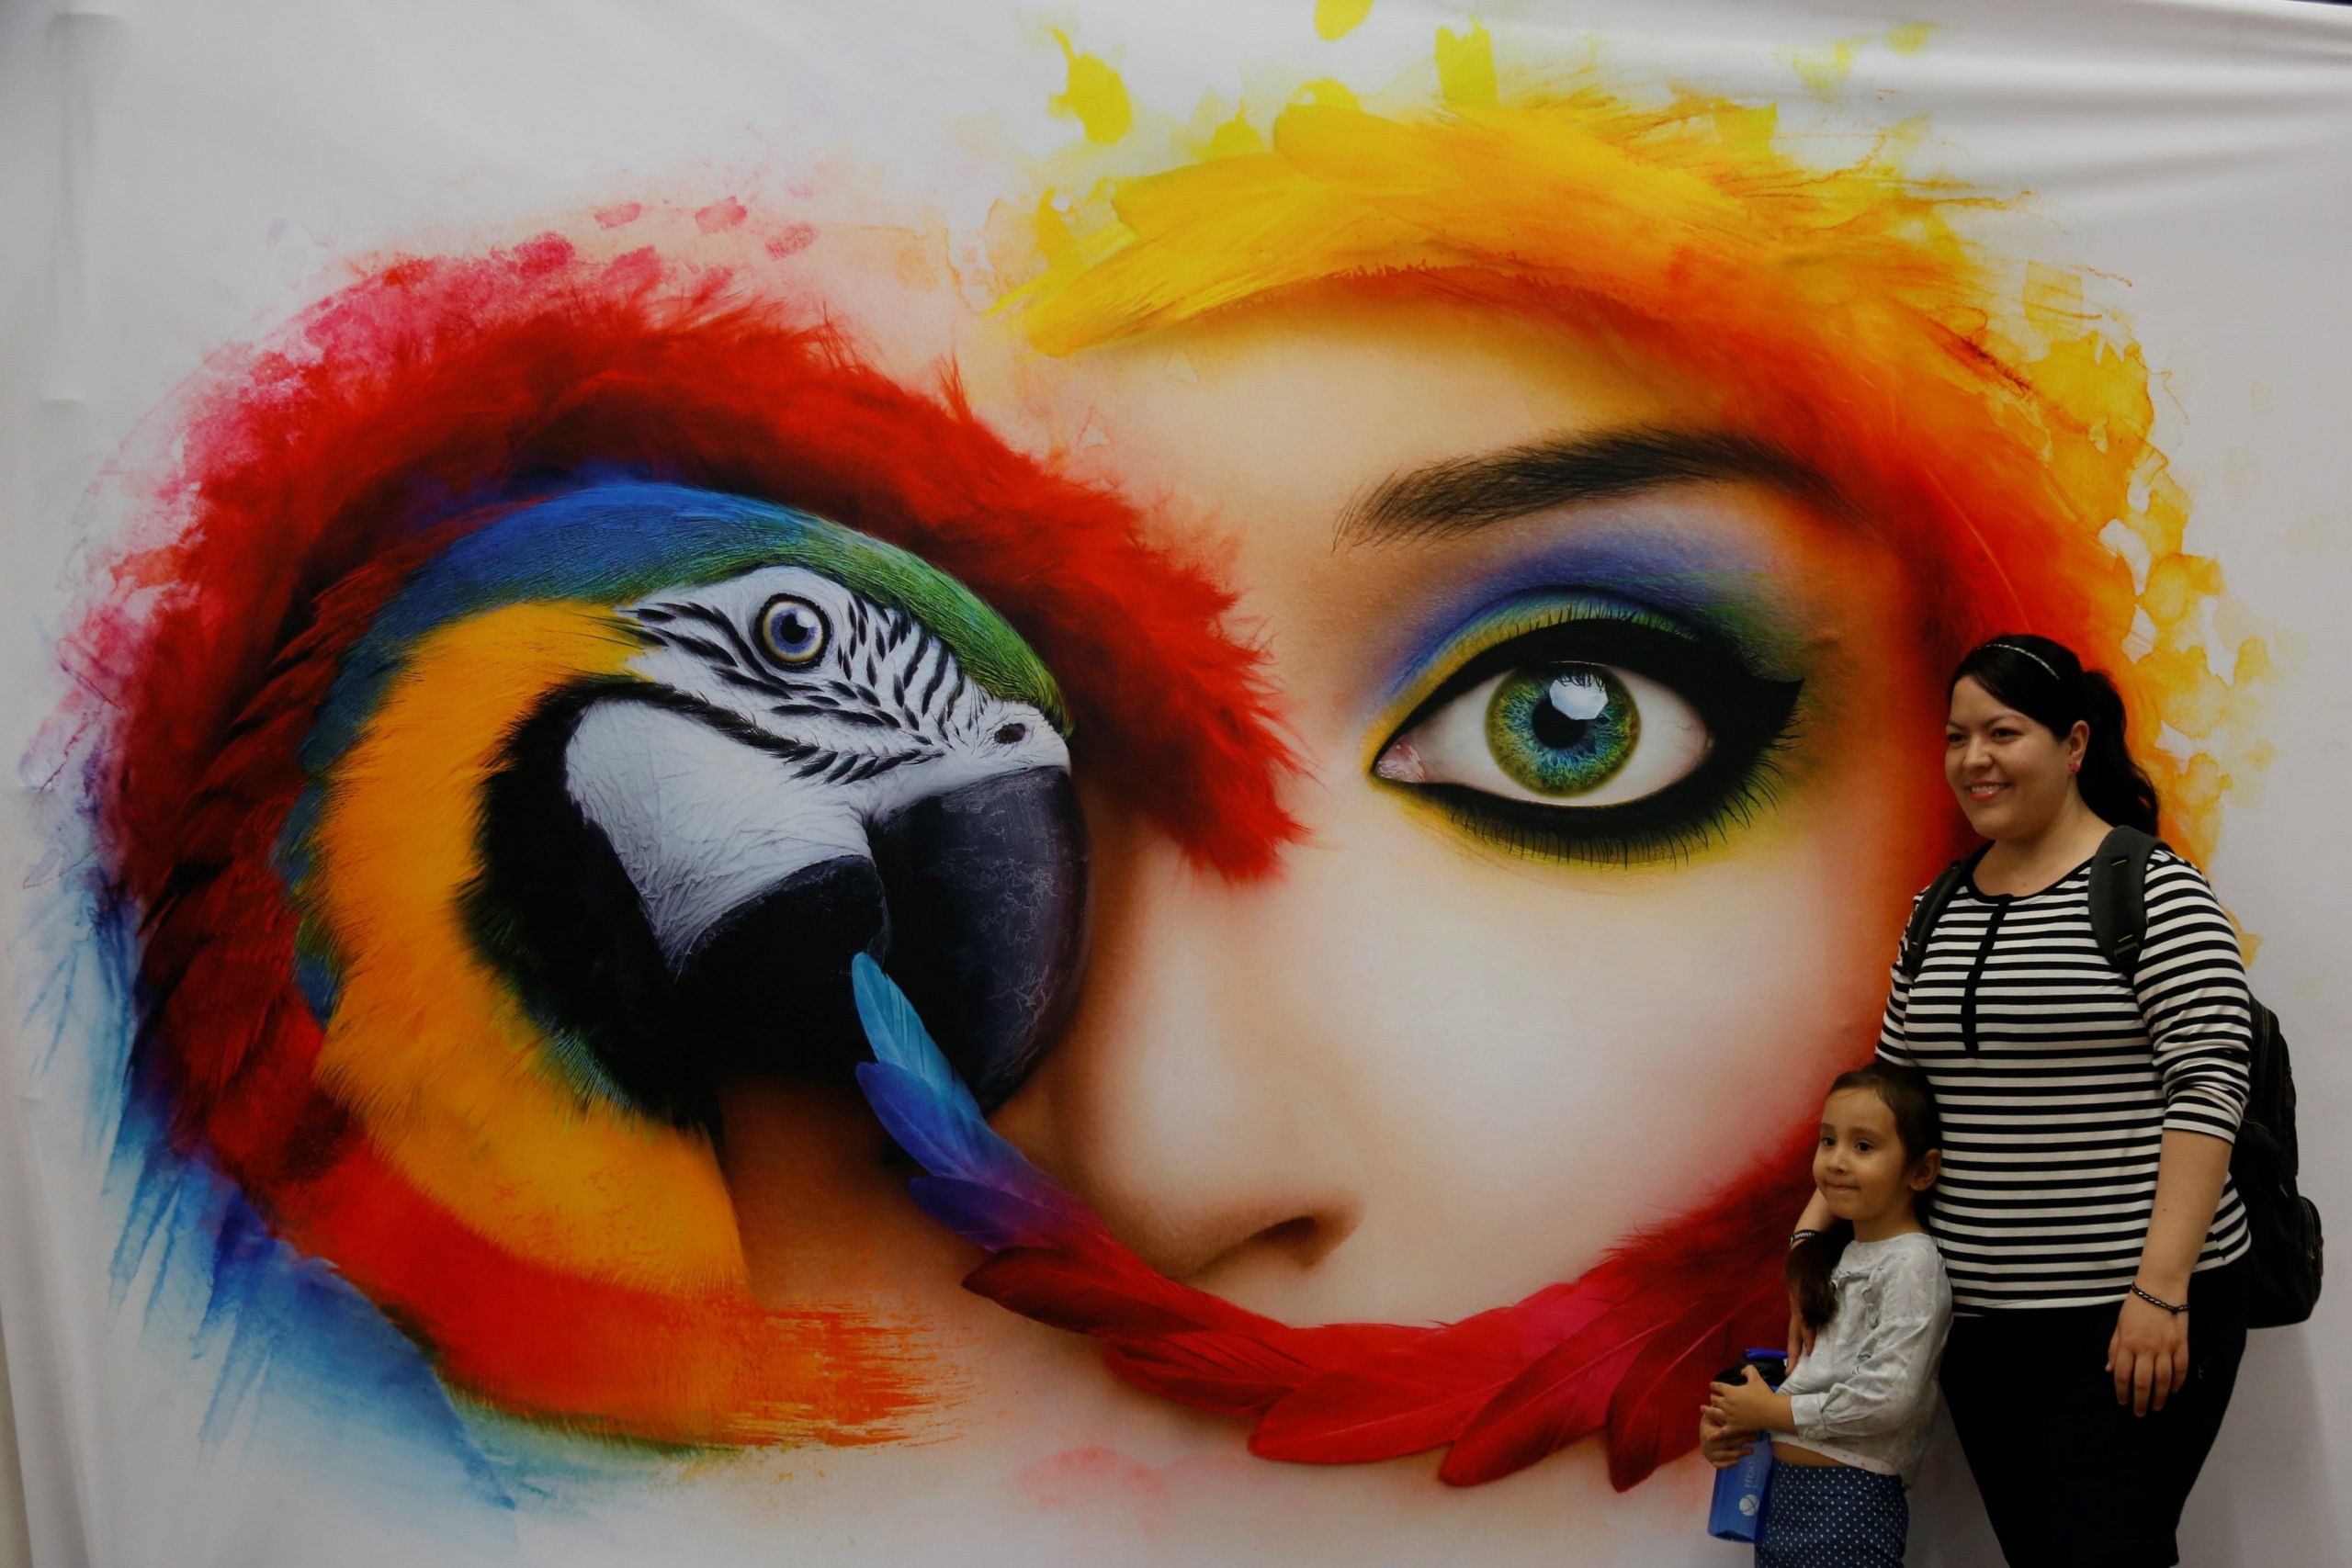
[[1250, 1280, 1602, 1465], [1601, 1273, 1788, 1492]]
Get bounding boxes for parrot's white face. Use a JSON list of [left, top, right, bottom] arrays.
[[564, 564, 1068, 967], [462, 531, 1088, 1133]]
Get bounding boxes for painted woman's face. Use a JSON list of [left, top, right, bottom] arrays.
[[977, 296, 1955, 1323], [724, 293, 1954, 1337]]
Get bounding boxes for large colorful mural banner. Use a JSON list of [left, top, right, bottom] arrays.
[[3, 2, 2346, 1564]]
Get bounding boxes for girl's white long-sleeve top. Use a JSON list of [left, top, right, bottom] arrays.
[[1775, 1230, 1952, 1482]]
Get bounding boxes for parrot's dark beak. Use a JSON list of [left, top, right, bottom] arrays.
[[868, 766, 1090, 1111], [602, 765, 1087, 1122]]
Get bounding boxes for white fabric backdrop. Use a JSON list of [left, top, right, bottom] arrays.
[[4, 2, 2348, 1563]]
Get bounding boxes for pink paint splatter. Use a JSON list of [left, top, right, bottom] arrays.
[[594, 202, 643, 229], [602, 246, 662, 289], [766, 222, 819, 259], [512, 233, 577, 276], [1017, 1446, 1174, 1529], [695, 197, 748, 233]]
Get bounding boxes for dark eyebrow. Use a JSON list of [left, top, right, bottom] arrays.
[[1336, 426, 1847, 547]]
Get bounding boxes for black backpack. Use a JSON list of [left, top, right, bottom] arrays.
[[1899, 826, 2323, 1329]]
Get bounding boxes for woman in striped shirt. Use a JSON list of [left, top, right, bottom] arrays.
[[1792, 633, 2254, 1568]]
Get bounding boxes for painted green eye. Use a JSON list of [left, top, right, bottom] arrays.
[[1382, 660, 1706, 807], [1369, 596, 1802, 864], [1485, 665, 1639, 796]]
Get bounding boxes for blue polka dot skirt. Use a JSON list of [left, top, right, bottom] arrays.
[[1754, 1462, 1908, 1568]]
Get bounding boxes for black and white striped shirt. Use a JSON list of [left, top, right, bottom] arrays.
[[1874, 847, 2253, 1314]]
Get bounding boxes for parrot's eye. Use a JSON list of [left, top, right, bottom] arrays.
[[757, 596, 830, 667], [1369, 591, 1802, 865]]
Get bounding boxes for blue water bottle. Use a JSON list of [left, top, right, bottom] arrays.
[[1706, 1348, 1789, 1544]]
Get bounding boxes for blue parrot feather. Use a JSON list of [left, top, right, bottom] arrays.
[[850, 953, 973, 1115], [852, 1063, 1004, 1190], [905, 1177, 1077, 1253], [850, 953, 1085, 1236]]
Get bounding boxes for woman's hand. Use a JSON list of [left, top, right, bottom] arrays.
[[2106, 1291, 2191, 1416], [1786, 1296, 1815, 1371], [1698, 1408, 1754, 1471]]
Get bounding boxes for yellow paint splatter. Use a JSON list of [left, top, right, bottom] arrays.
[[1711, 102, 1778, 157], [1883, 113, 1929, 166], [1204, 107, 1266, 161], [1034, 193, 1080, 273], [2022, 261, 2092, 343], [1789, 25, 1933, 99], [1436, 21, 1498, 107], [1316, 0, 1374, 41], [1790, 33, 1871, 98], [1299, 77, 1360, 109], [1050, 29, 1133, 144]]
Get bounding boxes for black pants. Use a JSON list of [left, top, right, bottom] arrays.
[[1939, 1260, 2249, 1568]]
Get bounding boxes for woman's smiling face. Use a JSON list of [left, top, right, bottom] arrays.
[[978, 294, 1954, 1325], [1945, 673, 2086, 840]]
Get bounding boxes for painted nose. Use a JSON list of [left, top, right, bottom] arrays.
[[997, 818, 1365, 1292]]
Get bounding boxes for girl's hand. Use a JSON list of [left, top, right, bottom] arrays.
[[2107, 1291, 2191, 1416], [1697, 1409, 1754, 1471], [1705, 1365, 1781, 1432]]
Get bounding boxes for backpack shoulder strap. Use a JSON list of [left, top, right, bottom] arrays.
[[2088, 825, 2163, 979], [1900, 844, 1989, 978]]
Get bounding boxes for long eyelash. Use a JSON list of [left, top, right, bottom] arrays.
[[1406, 719, 1801, 868]]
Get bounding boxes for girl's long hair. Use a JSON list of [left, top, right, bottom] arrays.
[[1788, 1065, 1943, 1333], [1949, 633, 2161, 836]]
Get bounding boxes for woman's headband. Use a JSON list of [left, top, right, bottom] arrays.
[[1984, 641, 2064, 682]]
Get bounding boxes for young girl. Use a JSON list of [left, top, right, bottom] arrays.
[[1703, 1065, 1952, 1567]]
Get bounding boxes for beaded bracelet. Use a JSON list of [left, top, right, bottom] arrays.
[[2129, 1283, 2189, 1315]]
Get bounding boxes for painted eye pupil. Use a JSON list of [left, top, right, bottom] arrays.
[[1485, 664, 1639, 796], [759, 596, 828, 665]]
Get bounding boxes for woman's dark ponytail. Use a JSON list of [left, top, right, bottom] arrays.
[[2071, 668, 2160, 835], [1949, 633, 2160, 836], [1787, 1064, 1942, 1333]]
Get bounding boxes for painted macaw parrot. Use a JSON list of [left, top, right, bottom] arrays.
[[81, 238, 1297, 1448], [132, 482, 1093, 1445]]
